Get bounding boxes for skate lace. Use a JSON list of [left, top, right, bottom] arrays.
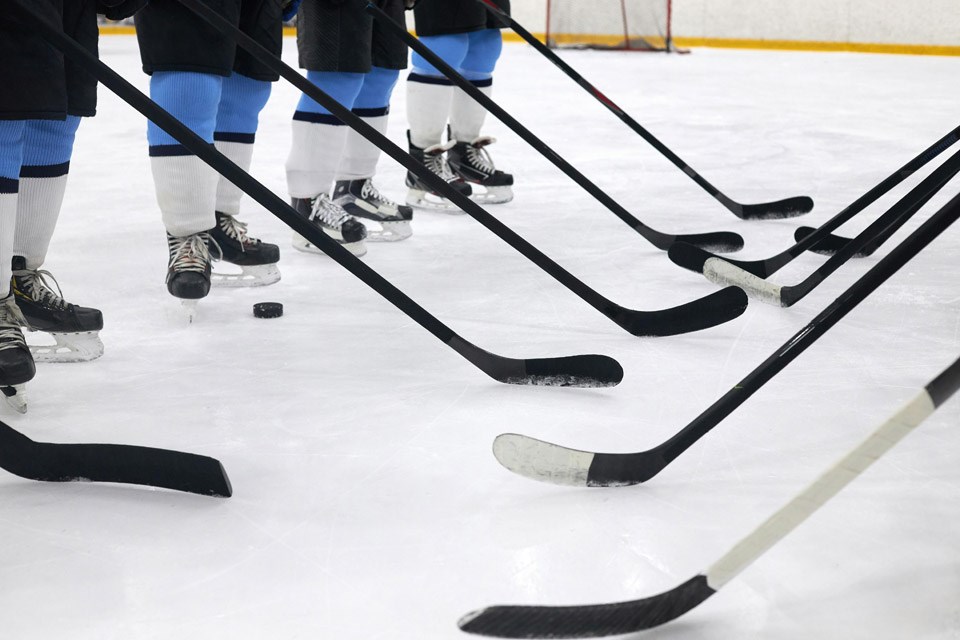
[[310, 194, 351, 229], [466, 141, 497, 175], [13, 267, 69, 311], [0, 297, 28, 348], [423, 141, 459, 183], [359, 180, 399, 208], [168, 233, 215, 273], [218, 214, 258, 250]]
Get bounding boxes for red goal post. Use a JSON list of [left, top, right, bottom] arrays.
[[545, 0, 682, 52]]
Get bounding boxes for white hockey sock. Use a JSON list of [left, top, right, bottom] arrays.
[[407, 79, 454, 149], [150, 154, 218, 237], [337, 113, 388, 182], [286, 120, 349, 199], [450, 84, 492, 142], [0, 192, 17, 288], [214, 140, 254, 216], [13, 175, 69, 269]]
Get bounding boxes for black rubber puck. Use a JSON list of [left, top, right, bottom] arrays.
[[253, 302, 283, 319]]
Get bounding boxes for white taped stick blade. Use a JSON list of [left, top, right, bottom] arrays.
[[704, 257, 785, 307], [492, 433, 594, 487]]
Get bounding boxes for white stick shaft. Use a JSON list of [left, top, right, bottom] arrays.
[[706, 392, 936, 590]]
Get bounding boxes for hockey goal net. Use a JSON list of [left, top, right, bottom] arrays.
[[545, 0, 677, 52]]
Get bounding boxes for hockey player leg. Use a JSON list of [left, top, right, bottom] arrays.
[[210, 72, 280, 288], [334, 67, 413, 241], [0, 121, 34, 411], [15, 117, 104, 363], [406, 34, 473, 211], [286, 71, 368, 256], [148, 72, 222, 316], [448, 29, 514, 204]]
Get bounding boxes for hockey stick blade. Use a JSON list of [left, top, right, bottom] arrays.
[[611, 287, 747, 337], [466, 356, 960, 638], [452, 338, 623, 387], [735, 196, 814, 220], [0, 420, 232, 496], [793, 226, 873, 257], [664, 230, 743, 253], [459, 576, 714, 638], [488, 189, 960, 487]]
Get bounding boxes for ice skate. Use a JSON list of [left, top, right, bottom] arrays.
[[405, 131, 472, 212], [0, 294, 35, 414], [333, 178, 413, 242], [208, 211, 281, 288], [167, 232, 213, 322], [448, 134, 515, 204], [11, 257, 104, 363], [290, 194, 368, 257]]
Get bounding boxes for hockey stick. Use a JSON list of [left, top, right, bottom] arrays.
[[668, 124, 960, 277], [0, 419, 232, 496], [471, 0, 813, 221], [12, 0, 620, 387], [460, 354, 960, 638], [487, 187, 960, 487], [365, 2, 744, 253], [699, 146, 960, 307], [168, 0, 749, 339]]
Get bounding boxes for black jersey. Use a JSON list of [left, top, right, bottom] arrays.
[[413, 0, 510, 37]]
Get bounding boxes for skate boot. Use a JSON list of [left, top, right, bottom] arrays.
[[333, 179, 413, 242], [0, 293, 35, 414], [405, 131, 472, 213], [447, 134, 515, 204], [208, 211, 281, 288], [167, 232, 213, 321], [11, 256, 104, 363], [291, 194, 368, 257]]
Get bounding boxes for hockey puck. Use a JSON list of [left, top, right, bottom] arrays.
[[253, 302, 283, 319]]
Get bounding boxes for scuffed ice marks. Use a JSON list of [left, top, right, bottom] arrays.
[[501, 375, 619, 387]]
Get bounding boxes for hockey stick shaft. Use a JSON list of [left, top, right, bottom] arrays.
[[14, 0, 619, 386], [366, 2, 743, 251], [708, 356, 960, 588], [170, 0, 747, 338], [471, 0, 811, 220]]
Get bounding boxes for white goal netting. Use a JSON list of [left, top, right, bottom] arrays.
[[545, 0, 675, 52]]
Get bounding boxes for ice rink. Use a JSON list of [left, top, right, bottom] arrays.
[[1, 35, 959, 639]]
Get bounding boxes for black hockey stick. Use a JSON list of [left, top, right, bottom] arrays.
[[471, 0, 812, 221], [697, 146, 960, 307], [460, 354, 960, 637], [486, 187, 960, 487], [365, 2, 744, 253], [668, 124, 960, 277], [0, 419, 232, 496], [13, 0, 619, 387], [169, 0, 749, 339]]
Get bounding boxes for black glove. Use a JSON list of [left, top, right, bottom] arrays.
[[97, 0, 149, 20]]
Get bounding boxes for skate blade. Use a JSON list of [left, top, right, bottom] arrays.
[[406, 188, 466, 214], [212, 263, 282, 288], [29, 331, 104, 364], [366, 220, 413, 243], [2, 385, 27, 414], [181, 299, 200, 323], [470, 185, 514, 205], [292, 232, 368, 257]]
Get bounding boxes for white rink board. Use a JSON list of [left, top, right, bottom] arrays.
[[1, 38, 959, 639]]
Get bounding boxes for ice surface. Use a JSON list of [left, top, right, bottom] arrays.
[[1, 38, 958, 639]]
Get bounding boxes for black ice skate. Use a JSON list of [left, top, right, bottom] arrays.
[[167, 232, 213, 321], [405, 131, 472, 213], [208, 211, 281, 288], [447, 134, 515, 204], [11, 256, 104, 364], [291, 194, 368, 257], [0, 293, 35, 414], [333, 179, 413, 242]]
